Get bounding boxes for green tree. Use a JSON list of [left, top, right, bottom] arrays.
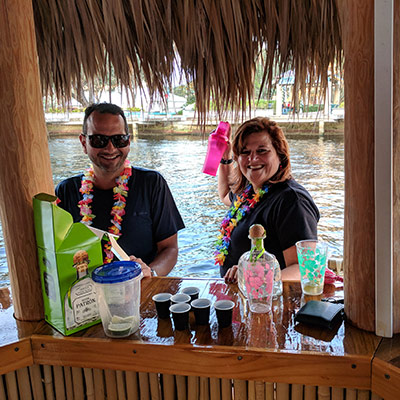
[[173, 82, 195, 106]]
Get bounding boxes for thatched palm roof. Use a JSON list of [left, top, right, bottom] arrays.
[[33, 0, 342, 122]]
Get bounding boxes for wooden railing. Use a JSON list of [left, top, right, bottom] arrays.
[[1, 278, 399, 399]]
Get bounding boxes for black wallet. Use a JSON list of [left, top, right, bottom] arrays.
[[295, 300, 345, 330]]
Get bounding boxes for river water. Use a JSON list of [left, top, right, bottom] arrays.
[[0, 135, 344, 286]]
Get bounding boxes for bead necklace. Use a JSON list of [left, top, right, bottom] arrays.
[[78, 160, 132, 263], [214, 184, 269, 266]]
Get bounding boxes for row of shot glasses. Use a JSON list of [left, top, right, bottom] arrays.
[[152, 287, 234, 330]]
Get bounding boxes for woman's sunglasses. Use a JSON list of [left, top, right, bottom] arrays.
[[84, 134, 130, 149]]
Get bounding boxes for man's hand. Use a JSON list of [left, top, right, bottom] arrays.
[[129, 234, 179, 277], [129, 255, 152, 278], [224, 265, 238, 284]]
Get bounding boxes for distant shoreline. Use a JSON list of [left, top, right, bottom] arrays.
[[46, 119, 344, 138]]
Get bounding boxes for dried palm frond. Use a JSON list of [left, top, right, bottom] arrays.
[[32, 0, 342, 125]]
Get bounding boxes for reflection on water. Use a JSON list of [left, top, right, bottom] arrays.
[[0, 135, 344, 286]]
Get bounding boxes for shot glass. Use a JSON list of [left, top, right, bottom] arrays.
[[181, 286, 200, 302], [170, 302, 191, 330], [191, 298, 211, 325], [296, 240, 329, 296], [152, 292, 172, 319], [171, 293, 191, 304], [214, 300, 235, 328]]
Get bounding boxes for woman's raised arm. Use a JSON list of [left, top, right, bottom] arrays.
[[218, 139, 234, 206]]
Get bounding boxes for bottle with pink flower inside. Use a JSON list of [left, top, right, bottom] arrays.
[[237, 224, 280, 313]]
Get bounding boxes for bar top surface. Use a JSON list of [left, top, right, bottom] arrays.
[[2, 277, 380, 354]]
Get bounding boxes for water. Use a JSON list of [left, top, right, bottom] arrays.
[[0, 135, 344, 286]]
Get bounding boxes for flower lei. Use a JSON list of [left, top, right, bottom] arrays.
[[78, 160, 132, 263], [214, 184, 269, 266]]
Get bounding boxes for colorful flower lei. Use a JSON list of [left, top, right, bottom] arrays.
[[78, 160, 132, 263], [214, 184, 269, 266]]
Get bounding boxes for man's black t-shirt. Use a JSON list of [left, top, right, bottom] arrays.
[[221, 179, 319, 277], [56, 167, 185, 265]]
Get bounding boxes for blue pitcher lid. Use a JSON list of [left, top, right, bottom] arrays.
[[92, 261, 142, 284]]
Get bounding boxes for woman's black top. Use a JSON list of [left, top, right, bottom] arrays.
[[220, 178, 319, 277]]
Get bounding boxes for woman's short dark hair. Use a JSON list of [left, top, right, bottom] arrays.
[[82, 103, 129, 135], [231, 117, 292, 193]]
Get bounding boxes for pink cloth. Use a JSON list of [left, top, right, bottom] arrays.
[[324, 267, 343, 284]]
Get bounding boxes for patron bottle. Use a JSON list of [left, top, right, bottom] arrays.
[[64, 250, 99, 330]]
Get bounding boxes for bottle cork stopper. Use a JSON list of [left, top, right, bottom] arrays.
[[73, 250, 89, 265], [249, 224, 265, 238]]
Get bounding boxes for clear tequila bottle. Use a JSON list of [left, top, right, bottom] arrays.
[[237, 225, 282, 299], [64, 250, 99, 330]]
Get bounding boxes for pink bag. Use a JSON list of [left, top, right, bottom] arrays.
[[202, 121, 230, 176]]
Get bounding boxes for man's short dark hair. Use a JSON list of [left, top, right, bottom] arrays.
[[82, 103, 129, 135]]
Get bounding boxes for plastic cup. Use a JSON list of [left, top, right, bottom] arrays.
[[296, 240, 329, 296], [191, 298, 211, 325], [92, 261, 142, 338], [171, 293, 191, 304], [170, 302, 191, 330], [214, 300, 235, 328], [152, 293, 172, 319], [181, 286, 200, 302]]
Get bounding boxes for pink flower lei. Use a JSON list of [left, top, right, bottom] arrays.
[[214, 184, 269, 266], [78, 160, 132, 263]]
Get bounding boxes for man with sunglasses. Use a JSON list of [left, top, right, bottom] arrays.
[[56, 103, 185, 277]]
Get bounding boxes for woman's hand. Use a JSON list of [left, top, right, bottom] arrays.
[[224, 265, 238, 283], [129, 255, 152, 278], [222, 138, 232, 160]]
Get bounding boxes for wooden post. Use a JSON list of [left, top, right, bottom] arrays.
[[0, 0, 54, 320], [374, 0, 396, 337], [393, 0, 400, 333], [339, 0, 376, 331]]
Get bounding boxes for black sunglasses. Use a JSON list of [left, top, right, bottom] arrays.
[[84, 134, 130, 149]]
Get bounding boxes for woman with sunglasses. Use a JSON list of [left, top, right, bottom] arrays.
[[215, 117, 319, 283], [56, 103, 185, 277]]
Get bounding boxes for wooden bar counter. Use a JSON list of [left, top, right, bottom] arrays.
[[1, 278, 397, 399]]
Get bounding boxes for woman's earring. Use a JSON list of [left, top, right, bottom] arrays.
[[279, 164, 283, 170]]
